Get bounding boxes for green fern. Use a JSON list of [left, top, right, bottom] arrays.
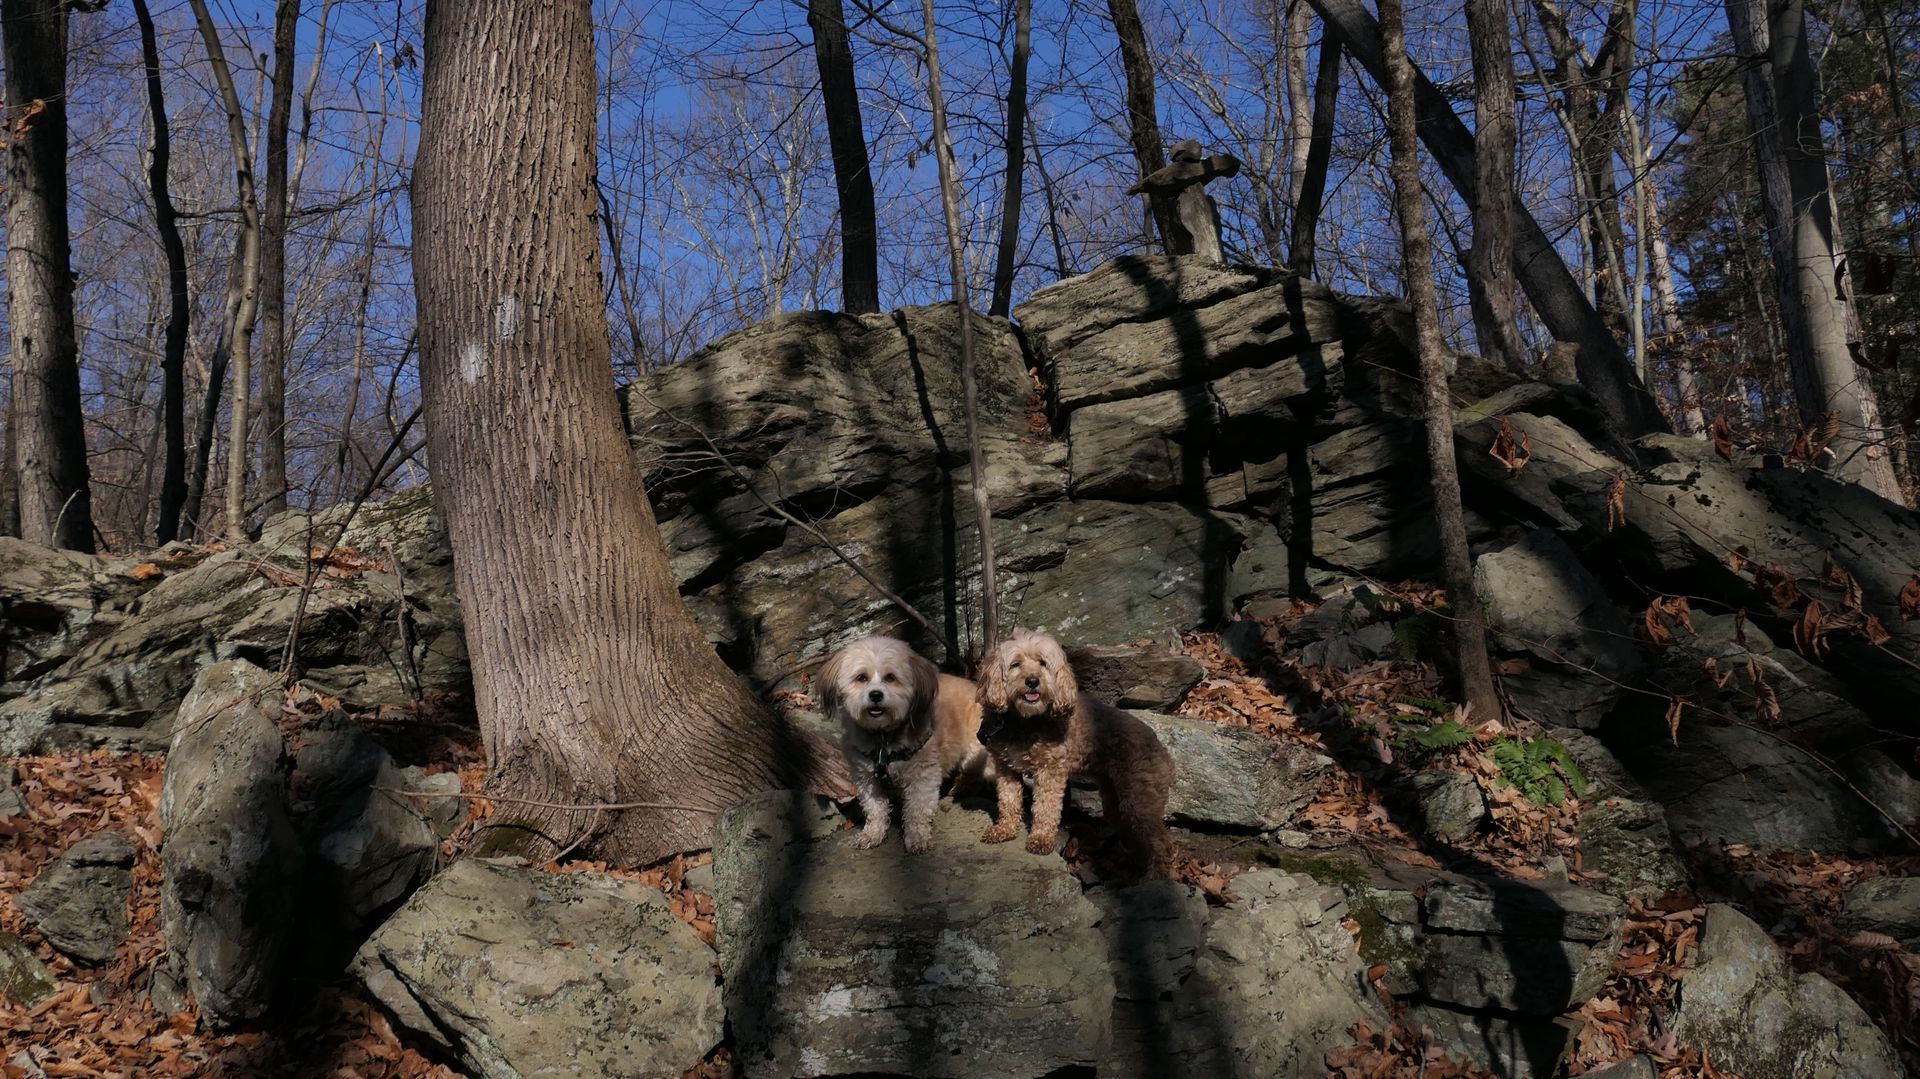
[[1391, 718, 1476, 760], [1391, 611, 1444, 661], [1394, 694, 1453, 715], [1492, 737, 1590, 806]]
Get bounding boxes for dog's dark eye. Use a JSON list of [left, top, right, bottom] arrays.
[[853, 672, 868, 683]]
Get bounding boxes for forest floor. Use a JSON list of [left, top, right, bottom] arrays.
[[2, 585, 1915, 1077]]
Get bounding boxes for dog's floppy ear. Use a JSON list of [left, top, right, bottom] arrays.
[[815, 646, 847, 720], [907, 650, 940, 721], [1048, 639, 1080, 717], [978, 638, 1014, 714]]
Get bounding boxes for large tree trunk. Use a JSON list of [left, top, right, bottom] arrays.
[[414, 0, 847, 864], [256, 0, 299, 520], [809, 0, 880, 315], [1289, 29, 1341, 276], [133, 0, 193, 545], [188, 0, 262, 542], [1724, 0, 1905, 502], [3, 0, 94, 551], [1302, 0, 1669, 438], [1465, 0, 1527, 372], [988, 0, 1030, 318], [1107, 0, 1177, 251], [182, 241, 240, 541], [1379, 0, 1502, 724]]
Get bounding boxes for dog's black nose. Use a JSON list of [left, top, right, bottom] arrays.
[[868, 688, 885, 704], [1025, 675, 1040, 689]]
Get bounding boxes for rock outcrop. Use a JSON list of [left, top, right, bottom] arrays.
[[1674, 904, 1904, 1079], [158, 660, 303, 1026], [713, 792, 1112, 1079], [354, 858, 722, 1079], [15, 831, 135, 963]]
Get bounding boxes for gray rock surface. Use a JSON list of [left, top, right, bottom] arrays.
[[1065, 643, 1206, 710], [1116, 711, 1328, 831], [1098, 868, 1388, 1078], [1474, 529, 1643, 729], [296, 724, 438, 935], [0, 930, 56, 1007], [1407, 771, 1486, 842], [1407, 1001, 1576, 1079], [1839, 876, 1920, 948], [0, 491, 466, 753], [713, 791, 1111, 1079], [354, 858, 720, 1079], [16, 831, 135, 963], [1674, 904, 1903, 1079], [0, 761, 22, 818], [158, 660, 303, 1026]]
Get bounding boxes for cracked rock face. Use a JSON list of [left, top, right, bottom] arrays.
[[16, 831, 135, 964], [353, 859, 722, 1079], [1675, 904, 1903, 1079], [713, 792, 1112, 1079]]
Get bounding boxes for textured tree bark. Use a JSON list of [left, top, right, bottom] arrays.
[[133, 0, 193, 544], [988, 0, 1030, 318], [1107, 0, 1177, 251], [1284, 0, 1315, 210], [256, 0, 300, 519], [0, 395, 16, 538], [1724, 0, 1905, 503], [1465, 0, 1528, 372], [3, 0, 94, 551], [809, 0, 880, 315], [1302, 0, 1668, 438], [182, 240, 240, 541], [1379, 0, 1502, 724], [414, 0, 848, 864], [1289, 29, 1341, 276], [188, 0, 261, 542]]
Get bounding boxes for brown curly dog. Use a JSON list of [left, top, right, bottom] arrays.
[[977, 627, 1176, 878]]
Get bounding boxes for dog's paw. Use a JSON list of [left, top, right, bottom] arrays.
[[981, 823, 1018, 844], [850, 826, 888, 850], [1025, 832, 1057, 856], [903, 830, 933, 854]]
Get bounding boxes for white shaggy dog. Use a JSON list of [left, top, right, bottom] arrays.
[[816, 636, 987, 852]]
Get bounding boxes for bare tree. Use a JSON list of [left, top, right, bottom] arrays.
[[257, 0, 301, 518], [132, 0, 194, 544], [1465, 0, 1526, 371], [188, 0, 263, 541], [413, 0, 847, 863], [1301, 0, 1668, 438], [988, 0, 1031, 317], [1108, 0, 1176, 249], [1724, 0, 1905, 502], [1290, 27, 1340, 275], [3, 0, 94, 551], [809, 0, 881, 314], [1378, 0, 1501, 722]]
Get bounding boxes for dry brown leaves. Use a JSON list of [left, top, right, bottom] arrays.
[[1642, 596, 1695, 652], [1489, 418, 1532, 473], [1903, 576, 1920, 623], [1325, 1018, 1491, 1077], [1606, 472, 1629, 531], [1, 751, 460, 1078], [1562, 895, 1744, 1078], [1710, 416, 1736, 462]]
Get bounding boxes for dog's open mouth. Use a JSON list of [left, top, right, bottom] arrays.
[[866, 707, 887, 720], [1022, 690, 1042, 703]]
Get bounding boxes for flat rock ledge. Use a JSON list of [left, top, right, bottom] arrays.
[[353, 858, 722, 1079]]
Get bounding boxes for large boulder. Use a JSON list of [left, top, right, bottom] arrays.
[[713, 792, 1112, 1079], [0, 931, 55, 1008], [158, 660, 303, 1026], [1071, 711, 1329, 831], [1674, 904, 1903, 1079], [354, 859, 721, 1079], [0, 539, 138, 699], [16, 830, 135, 963], [1474, 529, 1643, 729], [1065, 643, 1206, 710], [1096, 868, 1387, 1078], [0, 499, 466, 753], [1839, 876, 1920, 948], [1607, 613, 1920, 851], [294, 722, 438, 948]]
